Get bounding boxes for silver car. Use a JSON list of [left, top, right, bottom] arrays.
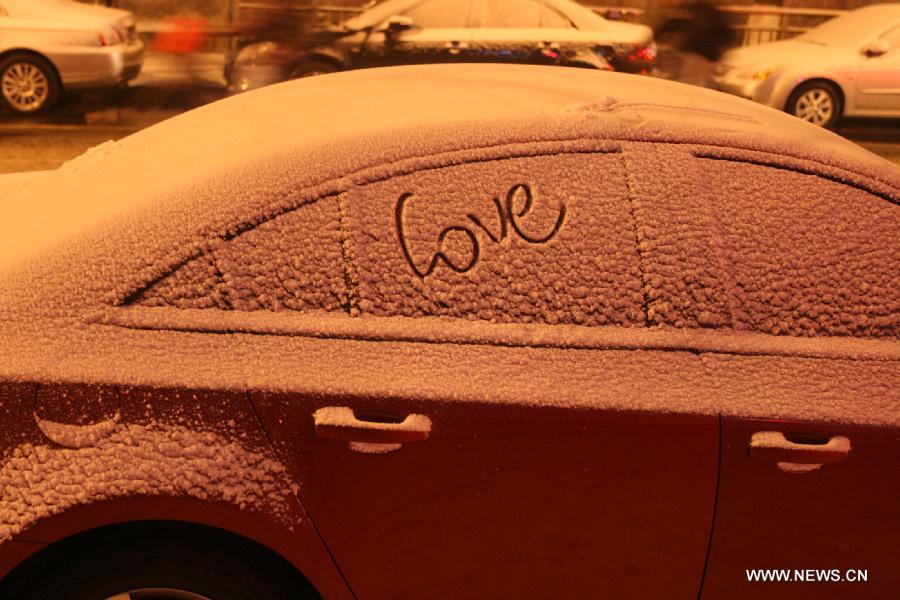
[[0, 0, 144, 114], [228, 0, 656, 93], [715, 3, 900, 128]]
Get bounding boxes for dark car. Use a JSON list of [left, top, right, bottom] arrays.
[[0, 64, 897, 599], [226, 0, 655, 92]]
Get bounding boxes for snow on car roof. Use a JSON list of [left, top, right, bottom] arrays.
[[0, 64, 895, 277], [0, 64, 897, 426], [798, 3, 900, 48], [344, 0, 613, 31]]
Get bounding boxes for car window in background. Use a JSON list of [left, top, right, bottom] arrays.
[[797, 6, 888, 48], [2, 0, 71, 18], [403, 0, 475, 28], [880, 25, 900, 47], [474, 0, 573, 29]]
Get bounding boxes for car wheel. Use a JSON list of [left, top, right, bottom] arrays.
[[787, 81, 842, 129], [0, 524, 319, 600], [0, 53, 60, 114], [289, 61, 338, 79]]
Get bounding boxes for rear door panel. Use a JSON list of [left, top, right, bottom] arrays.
[[252, 390, 718, 599]]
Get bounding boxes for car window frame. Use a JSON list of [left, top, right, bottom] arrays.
[[470, 0, 577, 30], [877, 22, 900, 48], [387, 0, 478, 30]]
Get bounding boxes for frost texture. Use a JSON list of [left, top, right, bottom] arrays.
[[624, 144, 734, 329], [704, 159, 899, 338], [0, 422, 295, 543], [36, 414, 119, 449], [624, 144, 899, 338], [139, 197, 348, 312], [135, 255, 228, 310], [345, 153, 645, 325], [132, 145, 896, 341]]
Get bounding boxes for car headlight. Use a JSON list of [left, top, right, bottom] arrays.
[[752, 68, 775, 81]]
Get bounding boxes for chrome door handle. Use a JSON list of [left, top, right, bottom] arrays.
[[750, 431, 851, 464], [314, 406, 432, 444]]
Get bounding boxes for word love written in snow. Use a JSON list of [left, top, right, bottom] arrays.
[[395, 183, 567, 278]]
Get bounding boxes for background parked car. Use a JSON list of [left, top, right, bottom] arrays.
[[0, 64, 897, 599], [227, 0, 655, 92], [715, 3, 900, 128], [0, 0, 144, 114]]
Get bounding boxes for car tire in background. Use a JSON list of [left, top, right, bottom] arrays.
[[0, 523, 320, 600], [786, 80, 843, 129], [290, 60, 339, 79], [0, 53, 61, 115]]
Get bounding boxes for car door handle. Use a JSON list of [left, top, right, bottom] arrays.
[[444, 40, 468, 54], [750, 431, 851, 464], [314, 406, 432, 444]]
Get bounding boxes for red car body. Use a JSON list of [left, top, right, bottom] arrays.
[[0, 64, 897, 599]]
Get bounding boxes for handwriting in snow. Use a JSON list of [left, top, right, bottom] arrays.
[[395, 183, 567, 278]]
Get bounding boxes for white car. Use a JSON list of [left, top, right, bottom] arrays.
[[715, 3, 900, 127], [0, 0, 144, 114]]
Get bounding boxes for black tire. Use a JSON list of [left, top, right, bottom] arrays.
[[786, 80, 842, 129], [289, 60, 339, 79], [0, 53, 60, 115], [0, 522, 319, 600]]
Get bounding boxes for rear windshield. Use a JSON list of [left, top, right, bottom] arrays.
[[798, 6, 900, 48]]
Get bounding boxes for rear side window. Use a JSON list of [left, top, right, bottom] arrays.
[[474, 0, 572, 28], [134, 197, 349, 312], [403, 0, 474, 28], [341, 152, 646, 326]]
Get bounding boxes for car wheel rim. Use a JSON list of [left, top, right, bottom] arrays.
[[105, 589, 211, 600], [795, 89, 833, 126], [1, 62, 49, 112]]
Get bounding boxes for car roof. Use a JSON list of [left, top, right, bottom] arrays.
[[344, 0, 610, 30], [0, 64, 897, 426], [0, 63, 897, 293]]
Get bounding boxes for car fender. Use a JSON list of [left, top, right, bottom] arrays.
[[2, 496, 351, 599], [0, 382, 351, 598], [768, 65, 854, 114], [294, 47, 348, 71]]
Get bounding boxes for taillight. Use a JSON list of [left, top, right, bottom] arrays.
[[628, 44, 657, 63]]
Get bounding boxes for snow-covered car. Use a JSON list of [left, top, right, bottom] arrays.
[[0, 64, 898, 599], [715, 3, 900, 128], [0, 0, 144, 115], [227, 0, 655, 92]]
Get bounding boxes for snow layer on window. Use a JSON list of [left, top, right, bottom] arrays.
[[134, 254, 229, 310], [0, 422, 295, 543], [345, 153, 645, 326], [136, 197, 348, 311], [702, 159, 899, 338], [622, 144, 734, 329], [216, 197, 347, 312], [137, 198, 348, 312]]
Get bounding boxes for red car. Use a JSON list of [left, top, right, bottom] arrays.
[[0, 64, 897, 600]]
